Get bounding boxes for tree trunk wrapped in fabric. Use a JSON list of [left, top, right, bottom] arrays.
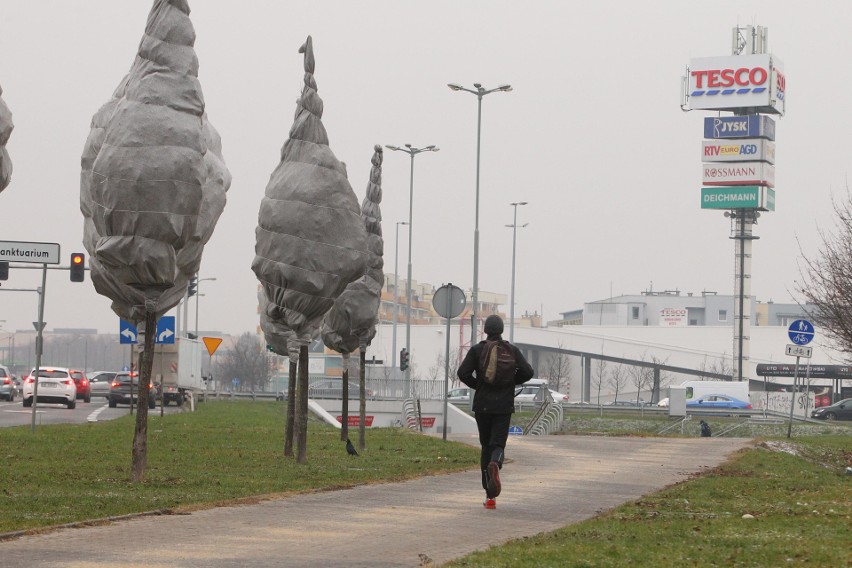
[[322, 145, 385, 448], [0, 83, 13, 193], [253, 36, 368, 463], [79, 0, 229, 481]]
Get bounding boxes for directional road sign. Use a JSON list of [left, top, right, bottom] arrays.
[[787, 319, 815, 345], [156, 316, 176, 344], [0, 240, 61, 264], [785, 344, 813, 358], [119, 320, 138, 344]]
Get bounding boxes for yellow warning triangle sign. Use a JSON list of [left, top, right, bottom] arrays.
[[202, 336, 223, 356]]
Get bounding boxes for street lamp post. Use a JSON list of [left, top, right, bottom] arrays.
[[506, 201, 528, 342], [385, 144, 439, 397], [447, 82, 512, 347], [391, 221, 408, 371], [195, 277, 217, 339]]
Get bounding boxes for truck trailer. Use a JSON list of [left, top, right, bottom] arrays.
[[151, 338, 205, 406]]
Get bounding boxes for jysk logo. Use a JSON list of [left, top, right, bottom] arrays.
[[690, 66, 768, 97]]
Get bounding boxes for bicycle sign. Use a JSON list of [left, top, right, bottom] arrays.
[[787, 320, 814, 345]]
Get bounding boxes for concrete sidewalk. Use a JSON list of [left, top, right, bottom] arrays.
[[0, 434, 751, 567]]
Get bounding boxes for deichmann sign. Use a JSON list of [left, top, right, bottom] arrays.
[[0, 240, 61, 264], [701, 186, 775, 211], [702, 161, 775, 187], [702, 138, 775, 164], [688, 54, 785, 115], [659, 308, 687, 327], [703, 115, 775, 140]]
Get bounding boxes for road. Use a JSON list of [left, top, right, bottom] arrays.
[[0, 398, 182, 428]]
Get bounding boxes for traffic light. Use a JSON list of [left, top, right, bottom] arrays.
[[400, 348, 409, 371], [0, 261, 8, 281], [70, 253, 85, 282], [187, 275, 198, 297]]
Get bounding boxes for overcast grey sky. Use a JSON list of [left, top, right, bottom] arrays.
[[1, 1, 850, 337]]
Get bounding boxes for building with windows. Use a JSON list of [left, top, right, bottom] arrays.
[[551, 288, 812, 328]]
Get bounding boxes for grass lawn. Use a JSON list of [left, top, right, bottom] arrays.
[[0, 401, 478, 533], [446, 434, 851, 567]]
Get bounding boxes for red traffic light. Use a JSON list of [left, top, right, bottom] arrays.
[[70, 252, 86, 282]]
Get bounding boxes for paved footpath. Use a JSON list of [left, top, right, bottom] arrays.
[[0, 435, 751, 567]]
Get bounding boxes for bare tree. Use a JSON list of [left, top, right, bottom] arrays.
[[591, 358, 607, 405], [698, 353, 733, 380], [795, 187, 852, 358], [542, 343, 572, 392], [627, 353, 653, 404], [214, 333, 270, 391], [608, 363, 628, 401]]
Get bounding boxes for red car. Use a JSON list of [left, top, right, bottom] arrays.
[[69, 369, 91, 403]]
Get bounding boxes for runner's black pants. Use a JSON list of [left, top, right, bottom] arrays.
[[475, 412, 511, 491]]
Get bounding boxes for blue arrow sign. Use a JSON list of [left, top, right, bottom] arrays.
[[156, 316, 176, 344], [788, 319, 815, 345], [119, 320, 138, 344]]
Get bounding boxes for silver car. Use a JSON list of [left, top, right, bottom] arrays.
[[88, 371, 118, 398], [0, 365, 18, 401]]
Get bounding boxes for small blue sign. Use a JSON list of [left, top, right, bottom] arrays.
[[122, 365, 130, 372], [788, 320, 815, 345], [156, 316, 176, 344], [508, 425, 523, 435], [703, 115, 775, 141], [119, 320, 138, 344], [232, 378, 240, 387]]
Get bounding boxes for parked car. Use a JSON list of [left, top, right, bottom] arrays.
[[607, 399, 646, 407], [0, 365, 18, 401], [514, 385, 569, 404], [108, 372, 156, 409], [657, 398, 670, 407], [810, 398, 852, 421], [88, 371, 118, 397], [69, 369, 91, 402], [307, 380, 375, 400], [686, 394, 752, 410], [447, 387, 471, 404], [22, 367, 77, 409]]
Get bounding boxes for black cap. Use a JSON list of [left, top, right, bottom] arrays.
[[484, 315, 504, 335]]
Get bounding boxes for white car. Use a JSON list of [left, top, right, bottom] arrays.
[[514, 384, 569, 404], [22, 367, 77, 409], [447, 387, 471, 404], [657, 398, 670, 407]]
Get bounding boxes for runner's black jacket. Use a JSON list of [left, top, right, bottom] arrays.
[[457, 334, 535, 414]]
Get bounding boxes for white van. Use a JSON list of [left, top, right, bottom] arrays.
[[681, 380, 748, 402]]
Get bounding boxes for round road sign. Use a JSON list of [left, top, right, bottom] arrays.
[[432, 284, 466, 319], [787, 320, 815, 345]]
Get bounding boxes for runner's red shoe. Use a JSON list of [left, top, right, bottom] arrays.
[[487, 461, 501, 498], [483, 498, 496, 509]]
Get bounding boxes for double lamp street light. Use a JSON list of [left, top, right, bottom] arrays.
[[385, 144, 439, 395], [447, 82, 512, 345]]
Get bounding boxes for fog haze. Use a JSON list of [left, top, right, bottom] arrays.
[[1, 1, 849, 336]]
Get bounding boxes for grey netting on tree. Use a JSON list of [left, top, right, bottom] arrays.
[[80, 0, 230, 323], [0, 83, 13, 193]]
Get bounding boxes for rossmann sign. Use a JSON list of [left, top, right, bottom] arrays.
[[702, 138, 775, 164], [687, 54, 785, 115], [702, 162, 775, 187]]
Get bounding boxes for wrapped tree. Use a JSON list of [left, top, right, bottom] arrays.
[[0, 83, 13, 192], [322, 145, 385, 448], [80, 0, 229, 481], [253, 36, 368, 463]]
